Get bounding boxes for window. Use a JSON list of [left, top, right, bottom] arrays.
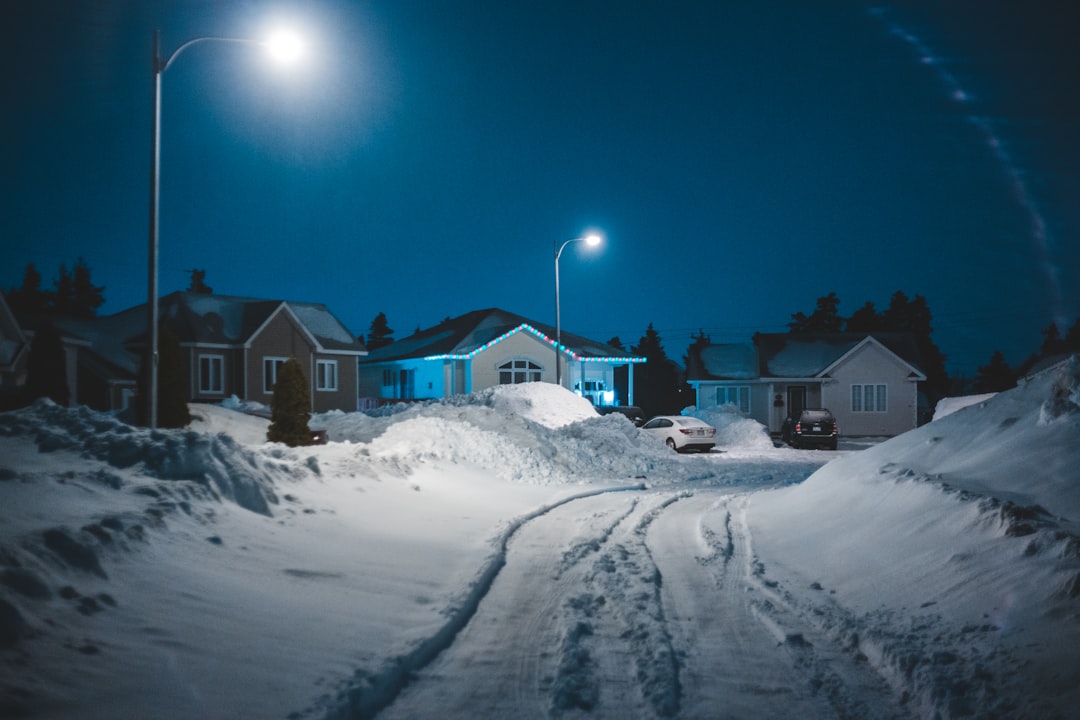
[[715, 386, 750, 414], [316, 359, 338, 391], [198, 354, 224, 394], [852, 384, 887, 413], [498, 358, 542, 384], [382, 369, 395, 387], [263, 357, 288, 393]]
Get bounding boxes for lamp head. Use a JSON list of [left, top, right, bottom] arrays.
[[583, 233, 603, 247], [263, 29, 304, 64]]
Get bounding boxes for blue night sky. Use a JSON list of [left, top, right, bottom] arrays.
[[2, 1, 1078, 376]]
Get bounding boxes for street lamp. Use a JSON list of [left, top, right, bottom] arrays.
[[553, 233, 602, 387], [146, 28, 302, 428]]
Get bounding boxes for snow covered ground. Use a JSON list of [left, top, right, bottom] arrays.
[[1, 362, 1077, 718]]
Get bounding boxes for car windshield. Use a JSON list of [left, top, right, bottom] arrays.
[[674, 417, 704, 426]]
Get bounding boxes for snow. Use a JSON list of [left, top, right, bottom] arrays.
[[1, 363, 1078, 718], [932, 392, 997, 421]]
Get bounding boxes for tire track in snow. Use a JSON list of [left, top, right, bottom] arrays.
[[323, 483, 645, 720]]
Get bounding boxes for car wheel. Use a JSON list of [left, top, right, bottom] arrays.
[[665, 437, 677, 451]]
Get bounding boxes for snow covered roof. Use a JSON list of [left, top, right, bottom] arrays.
[[49, 292, 365, 380], [696, 343, 759, 380], [360, 308, 643, 364], [688, 332, 924, 381]]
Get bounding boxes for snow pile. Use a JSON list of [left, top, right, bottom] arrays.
[[748, 355, 1080, 717], [0, 400, 295, 515], [932, 392, 997, 421], [685, 403, 776, 451], [316, 383, 731, 486]]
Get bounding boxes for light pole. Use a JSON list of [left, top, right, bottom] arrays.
[[146, 28, 302, 428], [553, 233, 602, 387]]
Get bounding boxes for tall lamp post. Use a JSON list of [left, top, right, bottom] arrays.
[[146, 28, 302, 428], [553, 233, 602, 387]]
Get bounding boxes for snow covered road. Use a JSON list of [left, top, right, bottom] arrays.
[[378, 487, 901, 719]]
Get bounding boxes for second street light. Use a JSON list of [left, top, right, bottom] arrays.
[[553, 233, 603, 387], [146, 28, 303, 428]]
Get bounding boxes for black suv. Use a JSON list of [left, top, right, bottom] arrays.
[[781, 409, 838, 450]]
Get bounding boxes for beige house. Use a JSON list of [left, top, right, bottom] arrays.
[[358, 308, 644, 406], [687, 333, 926, 436]]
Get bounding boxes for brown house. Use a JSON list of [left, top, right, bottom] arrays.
[[56, 292, 367, 414]]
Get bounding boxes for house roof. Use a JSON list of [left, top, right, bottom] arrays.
[[48, 292, 365, 380], [0, 294, 28, 371], [360, 307, 644, 364], [688, 332, 925, 381]]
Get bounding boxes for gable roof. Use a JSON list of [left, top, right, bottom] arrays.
[[46, 292, 366, 380], [360, 307, 644, 365], [0, 294, 29, 371], [688, 332, 925, 381]]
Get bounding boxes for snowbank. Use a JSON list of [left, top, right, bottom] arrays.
[[932, 392, 997, 421], [684, 403, 776, 451], [748, 355, 1080, 717]]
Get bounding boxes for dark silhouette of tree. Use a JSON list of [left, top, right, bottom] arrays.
[[845, 301, 883, 333], [158, 326, 191, 428], [71, 258, 105, 318], [21, 318, 69, 407], [267, 358, 312, 446], [50, 259, 104, 319], [134, 325, 191, 428], [366, 312, 394, 350], [631, 324, 684, 416], [973, 350, 1016, 393], [4, 264, 48, 314], [187, 269, 213, 295], [607, 336, 625, 351], [881, 291, 948, 401], [788, 292, 843, 333], [1039, 322, 1066, 357], [1065, 318, 1080, 354]]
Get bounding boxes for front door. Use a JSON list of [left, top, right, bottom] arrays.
[[788, 386, 806, 419]]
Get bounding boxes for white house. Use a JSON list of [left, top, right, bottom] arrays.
[[357, 308, 645, 406], [687, 333, 926, 436]]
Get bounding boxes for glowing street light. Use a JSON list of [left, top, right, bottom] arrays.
[[554, 233, 603, 387], [146, 28, 303, 428]]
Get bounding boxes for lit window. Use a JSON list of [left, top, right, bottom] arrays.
[[316, 359, 338, 391], [198, 355, 224, 394], [498, 358, 542, 384]]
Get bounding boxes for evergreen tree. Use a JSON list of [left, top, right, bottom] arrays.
[[157, 326, 191, 428], [267, 358, 312, 446], [70, 258, 105, 318], [21, 318, 69, 406], [845, 301, 883, 333], [973, 350, 1016, 393], [881, 291, 948, 402], [631, 324, 684, 416], [51, 264, 77, 318], [1039, 322, 1066, 357], [4, 264, 48, 314], [1064, 318, 1080, 354], [134, 325, 191, 427], [788, 292, 843, 333], [366, 312, 394, 350], [607, 336, 625, 351]]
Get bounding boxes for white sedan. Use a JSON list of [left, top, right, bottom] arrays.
[[640, 415, 717, 452]]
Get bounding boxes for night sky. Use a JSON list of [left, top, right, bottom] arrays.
[[3, 1, 1078, 376]]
